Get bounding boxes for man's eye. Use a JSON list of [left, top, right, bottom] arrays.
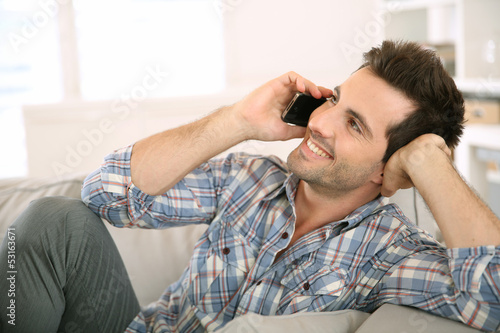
[[348, 119, 362, 133], [328, 95, 338, 105]]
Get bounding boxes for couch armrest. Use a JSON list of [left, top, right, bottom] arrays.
[[0, 174, 86, 236]]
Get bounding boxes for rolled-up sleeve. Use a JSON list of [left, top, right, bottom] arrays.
[[449, 246, 498, 296], [446, 246, 500, 330], [81, 144, 229, 229]]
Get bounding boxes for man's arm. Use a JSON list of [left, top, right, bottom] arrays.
[[131, 72, 333, 195], [381, 133, 500, 248]]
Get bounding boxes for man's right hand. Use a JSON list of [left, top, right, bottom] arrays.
[[232, 71, 333, 142]]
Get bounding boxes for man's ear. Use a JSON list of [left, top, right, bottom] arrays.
[[371, 163, 385, 185]]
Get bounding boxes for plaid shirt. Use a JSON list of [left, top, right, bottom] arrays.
[[82, 145, 500, 332]]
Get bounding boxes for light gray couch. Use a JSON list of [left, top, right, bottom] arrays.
[[0, 174, 484, 332]]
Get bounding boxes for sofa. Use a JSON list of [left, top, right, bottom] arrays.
[[0, 173, 484, 332]]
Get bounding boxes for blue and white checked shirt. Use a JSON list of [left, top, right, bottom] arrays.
[[82, 145, 500, 332]]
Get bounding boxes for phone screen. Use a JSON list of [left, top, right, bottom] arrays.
[[281, 93, 326, 127]]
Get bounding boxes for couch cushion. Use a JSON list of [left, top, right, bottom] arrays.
[[218, 310, 370, 333], [355, 304, 481, 333], [106, 223, 207, 306]]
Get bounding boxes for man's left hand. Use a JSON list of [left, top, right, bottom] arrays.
[[381, 134, 452, 197]]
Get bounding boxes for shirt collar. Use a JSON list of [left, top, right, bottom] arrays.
[[261, 172, 297, 202], [339, 196, 386, 230], [263, 173, 386, 230]]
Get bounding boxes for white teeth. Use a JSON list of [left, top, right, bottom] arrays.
[[307, 139, 330, 158]]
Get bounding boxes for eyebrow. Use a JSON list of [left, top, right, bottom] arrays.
[[334, 85, 374, 140]]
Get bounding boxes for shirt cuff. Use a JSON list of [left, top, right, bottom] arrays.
[[101, 143, 157, 225], [126, 182, 157, 223]]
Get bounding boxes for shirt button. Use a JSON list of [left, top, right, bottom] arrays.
[[303, 282, 310, 291], [256, 280, 262, 286], [222, 247, 230, 255], [282, 232, 289, 239]]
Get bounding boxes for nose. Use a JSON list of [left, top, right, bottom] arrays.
[[308, 104, 335, 139]]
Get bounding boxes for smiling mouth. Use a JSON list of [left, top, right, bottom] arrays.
[[306, 139, 334, 159]]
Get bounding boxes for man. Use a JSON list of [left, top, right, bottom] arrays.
[[1, 40, 499, 332]]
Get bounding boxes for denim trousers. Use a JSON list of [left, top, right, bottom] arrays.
[[0, 197, 140, 333]]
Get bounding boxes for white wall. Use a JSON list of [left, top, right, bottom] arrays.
[[25, 0, 385, 178], [24, 93, 303, 178], [223, 0, 383, 90], [462, 0, 500, 79]]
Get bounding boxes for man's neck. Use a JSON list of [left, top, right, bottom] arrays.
[[293, 180, 380, 231], [273, 180, 381, 263]]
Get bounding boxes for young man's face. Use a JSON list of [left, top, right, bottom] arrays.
[[287, 67, 415, 197]]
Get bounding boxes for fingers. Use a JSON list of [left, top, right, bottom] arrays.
[[294, 75, 307, 93], [380, 162, 413, 197], [318, 86, 334, 98], [435, 135, 452, 157], [381, 176, 413, 197], [380, 187, 396, 198], [282, 72, 333, 99], [419, 133, 452, 159], [380, 176, 396, 197]]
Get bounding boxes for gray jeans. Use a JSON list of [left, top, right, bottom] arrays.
[[0, 197, 140, 333]]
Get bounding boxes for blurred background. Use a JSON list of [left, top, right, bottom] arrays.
[[0, 0, 499, 231]]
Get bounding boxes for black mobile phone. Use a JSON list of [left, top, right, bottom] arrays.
[[281, 92, 326, 127]]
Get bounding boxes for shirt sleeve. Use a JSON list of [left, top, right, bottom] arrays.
[[446, 246, 500, 330], [365, 216, 500, 332], [81, 144, 231, 229]]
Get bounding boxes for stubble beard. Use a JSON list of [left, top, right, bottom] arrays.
[[286, 147, 379, 198]]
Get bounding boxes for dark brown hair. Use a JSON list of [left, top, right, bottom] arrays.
[[359, 40, 465, 162]]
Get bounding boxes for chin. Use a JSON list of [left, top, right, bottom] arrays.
[[286, 147, 300, 172]]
